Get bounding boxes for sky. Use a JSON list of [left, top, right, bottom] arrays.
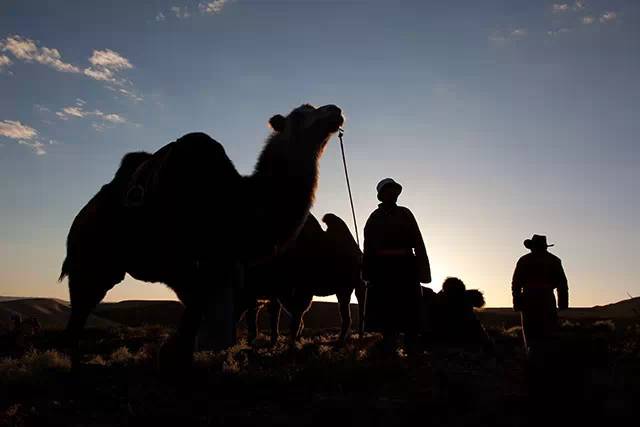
[[1, 0, 638, 307]]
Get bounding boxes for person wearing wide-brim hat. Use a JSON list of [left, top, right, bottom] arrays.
[[512, 234, 569, 353], [362, 178, 431, 354]]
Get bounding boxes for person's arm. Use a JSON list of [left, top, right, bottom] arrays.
[[511, 259, 524, 311], [407, 209, 431, 284], [556, 260, 569, 310]]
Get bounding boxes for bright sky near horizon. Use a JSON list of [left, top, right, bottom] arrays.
[[1, 0, 638, 307]]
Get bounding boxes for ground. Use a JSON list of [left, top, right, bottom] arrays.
[[1, 321, 639, 426]]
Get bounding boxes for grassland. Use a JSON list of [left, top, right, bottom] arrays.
[[1, 318, 639, 426]]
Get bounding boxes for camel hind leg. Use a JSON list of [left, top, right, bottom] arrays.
[[336, 290, 353, 343], [354, 285, 367, 336], [267, 300, 281, 345], [65, 272, 121, 368]]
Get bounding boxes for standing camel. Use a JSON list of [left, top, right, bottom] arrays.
[[239, 213, 365, 345], [59, 104, 344, 367]]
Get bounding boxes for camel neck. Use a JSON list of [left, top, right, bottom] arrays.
[[247, 136, 322, 251]]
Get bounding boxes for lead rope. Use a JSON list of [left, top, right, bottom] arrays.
[[338, 128, 360, 247], [338, 128, 368, 334]]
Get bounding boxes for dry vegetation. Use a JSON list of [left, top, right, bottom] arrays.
[[0, 320, 638, 426]]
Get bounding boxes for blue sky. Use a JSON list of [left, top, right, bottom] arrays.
[[1, 0, 638, 306]]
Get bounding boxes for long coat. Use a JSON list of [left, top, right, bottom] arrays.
[[512, 250, 569, 349], [362, 203, 431, 333]]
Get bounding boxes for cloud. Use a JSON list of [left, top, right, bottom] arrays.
[[107, 86, 144, 103], [547, 28, 571, 36], [0, 120, 46, 155], [155, 12, 166, 22], [552, 4, 570, 13], [199, 0, 227, 15], [0, 54, 12, 70], [0, 35, 80, 73], [582, 16, 595, 24], [102, 113, 126, 124], [171, 6, 191, 19], [574, 1, 584, 10], [55, 103, 128, 130], [488, 28, 527, 47], [600, 11, 617, 24], [84, 49, 133, 85], [0, 120, 38, 140], [18, 140, 46, 155], [1, 35, 138, 98], [88, 49, 132, 71]]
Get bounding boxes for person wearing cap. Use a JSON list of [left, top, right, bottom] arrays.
[[362, 178, 431, 354], [512, 234, 569, 352]]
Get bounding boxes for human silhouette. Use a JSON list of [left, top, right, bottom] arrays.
[[512, 234, 569, 353], [363, 178, 431, 354]]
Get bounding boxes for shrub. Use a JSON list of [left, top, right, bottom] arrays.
[[0, 350, 70, 385]]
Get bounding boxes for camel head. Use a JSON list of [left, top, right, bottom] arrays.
[[268, 104, 344, 152]]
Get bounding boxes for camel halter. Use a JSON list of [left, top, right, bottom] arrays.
[[338, 128, 360, 247]]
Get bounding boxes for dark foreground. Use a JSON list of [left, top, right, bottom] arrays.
[[1, 321, 639, 427]]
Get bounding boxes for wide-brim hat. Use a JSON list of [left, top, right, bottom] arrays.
[[524, 234, 554, 249], [376, 178, 402, 195]]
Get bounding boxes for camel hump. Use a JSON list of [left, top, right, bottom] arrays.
[[322, 213, 361, 257], [175, 132, 225, 154]]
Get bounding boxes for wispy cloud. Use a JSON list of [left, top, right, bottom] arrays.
[[547, 28, 571, 37], [84, 49, 133, 85], [0, 120, 46, 155], [488, 28, 527, 47], [199, 0, 228, 15], [0, 35, 80, 73], [574, 1, 585, 10], [0, 35, 139, 101], [600, 11, 617, 24], [552, 4, 570, 13], [0, 54, 12, 70], [582, 16, 595, 24], [170, 6, 191, 19], [55, 103, 128, 131], [18, 140, 47, 155], [157, 1, 229, 21], [108, 86, 144, 103]]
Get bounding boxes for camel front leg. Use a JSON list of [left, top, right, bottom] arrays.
[[160, 303, 204, 370], [287, 294, 313, 346], [197, 261, 241, 351]]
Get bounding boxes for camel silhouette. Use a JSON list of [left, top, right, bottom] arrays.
[[59, 104, 344, 367], [422, 277, 492, 350], [238, 213, 365, 345]]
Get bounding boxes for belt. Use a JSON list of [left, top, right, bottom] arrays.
[[376, 248, 414, 256]]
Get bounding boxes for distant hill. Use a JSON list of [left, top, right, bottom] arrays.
[[94, 300, 184, 327], [1, 296, 638, 332], [0, 298, 118, 330]]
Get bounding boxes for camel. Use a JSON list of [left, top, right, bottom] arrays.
[[422, 277, 492, 350], [59, 104, 344, 367], [238, 213, 365, 345]]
